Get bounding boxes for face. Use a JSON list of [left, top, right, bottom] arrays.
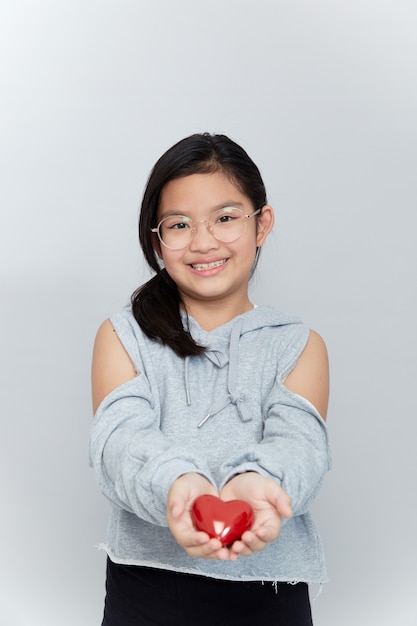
[[154, 171, 273, 312]]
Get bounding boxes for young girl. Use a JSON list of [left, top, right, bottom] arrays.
[[90, 133, 331, 625]]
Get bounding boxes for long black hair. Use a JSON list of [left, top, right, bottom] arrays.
[[131, 133, 268, 357]]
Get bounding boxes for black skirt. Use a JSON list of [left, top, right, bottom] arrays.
[[102, 557, 313, 626]]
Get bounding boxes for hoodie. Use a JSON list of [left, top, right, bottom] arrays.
[[89, 305, 331, 583]]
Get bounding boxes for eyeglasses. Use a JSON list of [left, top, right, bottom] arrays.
[[151, 207, 261, 250]]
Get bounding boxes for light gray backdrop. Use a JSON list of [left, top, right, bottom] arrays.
[[1, 1, 416, 624]]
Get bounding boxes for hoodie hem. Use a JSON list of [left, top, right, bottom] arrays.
[[97, 544, 330, 585]]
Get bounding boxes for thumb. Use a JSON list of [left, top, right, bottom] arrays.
[[275, 491, 292, 518], [266, 482, 292, 519], [169, 494, 186, 519]]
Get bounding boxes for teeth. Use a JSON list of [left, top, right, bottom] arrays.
[[192, 259, 226, 270]]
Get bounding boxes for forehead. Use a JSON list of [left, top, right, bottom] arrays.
[[158, 172, 251, 216]]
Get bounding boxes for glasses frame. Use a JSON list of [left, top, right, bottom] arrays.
[[151, 207, 262, 250]]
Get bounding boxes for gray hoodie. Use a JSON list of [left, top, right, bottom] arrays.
[[89, 305, 331, 583]]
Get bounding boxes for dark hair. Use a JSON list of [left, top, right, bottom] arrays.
[[131, 133, 268, 357]]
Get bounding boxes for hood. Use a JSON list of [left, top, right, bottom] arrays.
[[181, 306, 302, 427]]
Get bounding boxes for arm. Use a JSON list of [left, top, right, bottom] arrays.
[[219, 330, 331, 533], [89, 320, 216, 526], [91, 319, 137, 414], [283, 330, 329, 421]]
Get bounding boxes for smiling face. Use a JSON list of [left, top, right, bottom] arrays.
[[154, 171, 274, 321]]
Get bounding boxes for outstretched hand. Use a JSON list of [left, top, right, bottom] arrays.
[[219, 472, 292, 558], [167, 473, 232, 560], [167, 471, 291, 561]]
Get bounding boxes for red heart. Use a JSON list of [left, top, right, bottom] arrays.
[[191, 495, 254, 546]]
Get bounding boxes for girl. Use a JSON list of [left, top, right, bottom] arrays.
[[90, 133, 331, 625]]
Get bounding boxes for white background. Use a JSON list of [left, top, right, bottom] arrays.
[[1, 1, 416, 624]]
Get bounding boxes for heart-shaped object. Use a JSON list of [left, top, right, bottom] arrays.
[[191, 495, 254, 546]]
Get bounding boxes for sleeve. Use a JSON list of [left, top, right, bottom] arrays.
[[217, 382, 331, 517], [89, 374, 216, 526]]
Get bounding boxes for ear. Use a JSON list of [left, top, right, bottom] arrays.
[[151, 235, 166, 270], [256, 205, 274, 246], [151, 232, 163, 259]]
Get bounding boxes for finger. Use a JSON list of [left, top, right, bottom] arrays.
[[168, 496, 186, 520], [228, 539, 254, 558], [186, 539, 227, 559], [272, 491, 292, 518], [172, 527, 208, 548], [251, 508, 280, 531], [254, 519, 281, 543], [275, 499, 292, 519], [239, 530, 268, 553]]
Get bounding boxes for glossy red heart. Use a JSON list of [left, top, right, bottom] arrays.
[[191, 495, 254, 546]]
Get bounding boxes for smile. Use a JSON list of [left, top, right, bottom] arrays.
[[190, 259, 228, 271]]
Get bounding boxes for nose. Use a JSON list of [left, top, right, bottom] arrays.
[[188, 219, 219, 252]]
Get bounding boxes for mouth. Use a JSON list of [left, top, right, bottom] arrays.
[[190, 259, 228, 271]]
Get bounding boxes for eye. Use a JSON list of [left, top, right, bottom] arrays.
[[217, 214, 234, 223], [214, 207, 243, 223], [163, 216, 191, 230]]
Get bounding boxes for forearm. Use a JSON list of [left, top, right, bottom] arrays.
[[218, 383, 331, 516], [89, 378, 215, 525]]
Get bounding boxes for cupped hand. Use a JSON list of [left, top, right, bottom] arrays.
[[219, 472, 292, 558], [167, 473, 231, 560]]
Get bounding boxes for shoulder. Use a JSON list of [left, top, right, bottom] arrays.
[[91, 318, 138, 414], [93, 318, 134, 363], [246, 306, 311, 378], [283, 329, 329, 420]]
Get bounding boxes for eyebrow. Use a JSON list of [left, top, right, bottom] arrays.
[[159, 201, 246, 219]]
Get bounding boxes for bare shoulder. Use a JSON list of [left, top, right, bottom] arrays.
[[91, 319, 137, 414], [283, 330, 329, 420]]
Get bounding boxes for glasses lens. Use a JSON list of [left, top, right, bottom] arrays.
[[158, 207, 249, 249], [211, 207, 246, 242], [159, 215, 192, 249]]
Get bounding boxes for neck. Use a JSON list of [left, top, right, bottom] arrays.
[[182, 296, 254, 331]]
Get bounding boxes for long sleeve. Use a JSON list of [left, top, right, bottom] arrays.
[[89, 375, 216, 526], [218, 382, 331, 517]]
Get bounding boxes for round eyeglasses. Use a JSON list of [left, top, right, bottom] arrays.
[[151, 207, 261, 250]]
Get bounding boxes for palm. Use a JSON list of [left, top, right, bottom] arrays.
[[219, 472, 292, 555], [166, 473, 227, 559]]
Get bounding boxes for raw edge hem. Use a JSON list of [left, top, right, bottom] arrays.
[[96, 543, 330, 586]]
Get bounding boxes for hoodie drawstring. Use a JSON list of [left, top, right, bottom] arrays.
[[195, 318, 253, 427]]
